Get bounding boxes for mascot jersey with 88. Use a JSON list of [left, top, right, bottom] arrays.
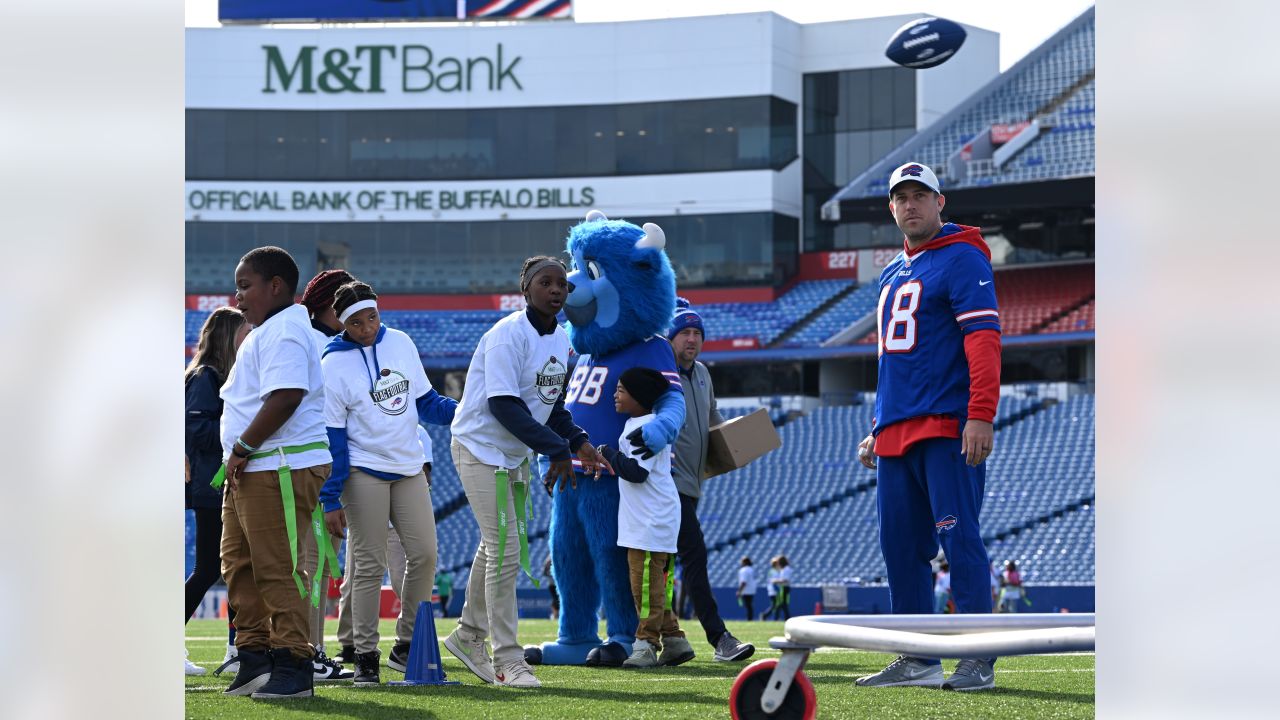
[[531, 210, 686, 667]]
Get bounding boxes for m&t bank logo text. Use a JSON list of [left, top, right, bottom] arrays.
[[263, 44, 522, 94]]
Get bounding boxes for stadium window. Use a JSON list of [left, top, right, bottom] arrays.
[[868, 69, 895, 130], [841, 70, 872, 133], [186, 96, 798, 181], [892, 68, 916, 127], [185, 213, 798, 293]]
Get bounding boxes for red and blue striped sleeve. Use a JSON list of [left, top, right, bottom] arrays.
[[948, 248, 1001, 335]]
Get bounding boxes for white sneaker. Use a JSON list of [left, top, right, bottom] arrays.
[[623, 639, 659, 669], [185, 649, 207, 676], [444, 627, 496, 684], [213, 644, 240, 676], [494, 658, 541, 688]]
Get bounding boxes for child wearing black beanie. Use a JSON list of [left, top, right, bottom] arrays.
[[594, 366, 688, 669]]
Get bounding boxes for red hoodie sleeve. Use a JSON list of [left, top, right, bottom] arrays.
[[964, 329, 1001, 423]]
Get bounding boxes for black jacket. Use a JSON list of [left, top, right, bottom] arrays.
[[185, 366, 225, 509]]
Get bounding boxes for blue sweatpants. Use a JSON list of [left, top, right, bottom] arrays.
[[876, 436, 993, 665]]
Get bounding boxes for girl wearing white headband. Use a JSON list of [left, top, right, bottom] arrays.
[[318, 280, 458, 686]]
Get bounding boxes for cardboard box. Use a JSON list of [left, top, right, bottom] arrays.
[[704, 408, 782, 479]]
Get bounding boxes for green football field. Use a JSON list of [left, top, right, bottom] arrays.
[[185, 617, 1094, 719]]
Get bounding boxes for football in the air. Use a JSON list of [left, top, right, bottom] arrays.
[[885, 17, 967, 69]]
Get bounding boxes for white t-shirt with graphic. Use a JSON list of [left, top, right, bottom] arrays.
[[220, 304, 331, 473], [451, 311, 570, 468], [738, 565, 757, 591], [615, 414, 681, 554], [322, 327, 433, 477]]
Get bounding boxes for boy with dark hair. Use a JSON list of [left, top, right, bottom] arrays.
[[595, 367, 688, 669], [219, 246, 333, 699]]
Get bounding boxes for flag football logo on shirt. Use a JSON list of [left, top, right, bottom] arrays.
[[370, 370, 412, 415], [536, 356, 568, 404]]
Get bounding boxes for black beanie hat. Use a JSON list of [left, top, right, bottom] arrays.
[[618, 367, 670, 412]]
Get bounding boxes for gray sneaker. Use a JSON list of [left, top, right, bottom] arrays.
[[657, 636, 696, 666], [855, 655, 944, 688], [712, 632, 755, 662], [942, 659, 995, 691], [444, 627, 496, 684], [622, 639, 659, 669]]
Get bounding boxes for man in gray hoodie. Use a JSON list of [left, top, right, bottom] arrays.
[[660, 299, 755, 665]]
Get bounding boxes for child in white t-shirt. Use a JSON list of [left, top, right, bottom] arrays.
[[595, 367, 684, 669]]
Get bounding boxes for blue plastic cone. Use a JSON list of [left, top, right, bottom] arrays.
[[388, 600, 461, 686]]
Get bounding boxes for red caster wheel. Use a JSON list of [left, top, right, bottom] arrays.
[[729, 657, 817, 720]]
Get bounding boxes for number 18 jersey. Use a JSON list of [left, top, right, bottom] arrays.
[[873, 224, 1000, 434], [564, 335, 682, 473]]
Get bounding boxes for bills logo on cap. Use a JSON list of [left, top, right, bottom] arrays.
[[889, 161, 940, 195]]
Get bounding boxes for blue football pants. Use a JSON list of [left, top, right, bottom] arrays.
[[876, 436, 994, 664]]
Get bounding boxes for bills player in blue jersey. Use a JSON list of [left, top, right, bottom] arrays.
[[855, 162, 1002, 692]]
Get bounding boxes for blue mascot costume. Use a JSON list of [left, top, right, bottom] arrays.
[[530, 210, 687, 666]]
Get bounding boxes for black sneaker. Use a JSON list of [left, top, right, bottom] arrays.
[[224, 647, 273, 696], [387, 642, 410, 673], [312, 647, 355, 682], [251, 649, 314, 699], [353, 650, 381, 687], [713, 632, 756, 662], [333, 645, 357, 665]]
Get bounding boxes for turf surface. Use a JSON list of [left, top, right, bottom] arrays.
[[185, 617, 1094, 719]]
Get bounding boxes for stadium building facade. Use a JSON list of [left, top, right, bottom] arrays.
[[185, 13, 998, 296]]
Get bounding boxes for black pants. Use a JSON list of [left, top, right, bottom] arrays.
[[742, 595, 754, 620], [185, 506, 223, 622], [765, 588, 791, 620], [677, 493, 727, 647]]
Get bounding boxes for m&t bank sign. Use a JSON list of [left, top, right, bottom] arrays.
[[263, 44, 522, 94]]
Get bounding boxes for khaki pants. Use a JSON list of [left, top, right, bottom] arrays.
[[335, 526, 407, 648], [221, 464, 330, 661], [337, 548, 353, 648], [627, 548, 684, 645], [343, 469, 436, 653], [451, 439, 525, 665]]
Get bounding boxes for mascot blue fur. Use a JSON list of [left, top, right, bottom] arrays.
[[529, 210, 686, 666]]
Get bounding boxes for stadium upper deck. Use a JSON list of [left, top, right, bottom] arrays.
[[823, 6, 1094, 218]]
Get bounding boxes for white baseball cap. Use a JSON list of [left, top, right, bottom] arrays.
[[888, 161, 941, 195]]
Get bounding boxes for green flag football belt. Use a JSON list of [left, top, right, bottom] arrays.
[[495, 459, 539, 588], [639, 552, 677, 619], [211, 442, 340, 607]]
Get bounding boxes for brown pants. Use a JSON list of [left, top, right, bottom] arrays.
[[627, 548, 685, 645], [221, 464, 329, 661]]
